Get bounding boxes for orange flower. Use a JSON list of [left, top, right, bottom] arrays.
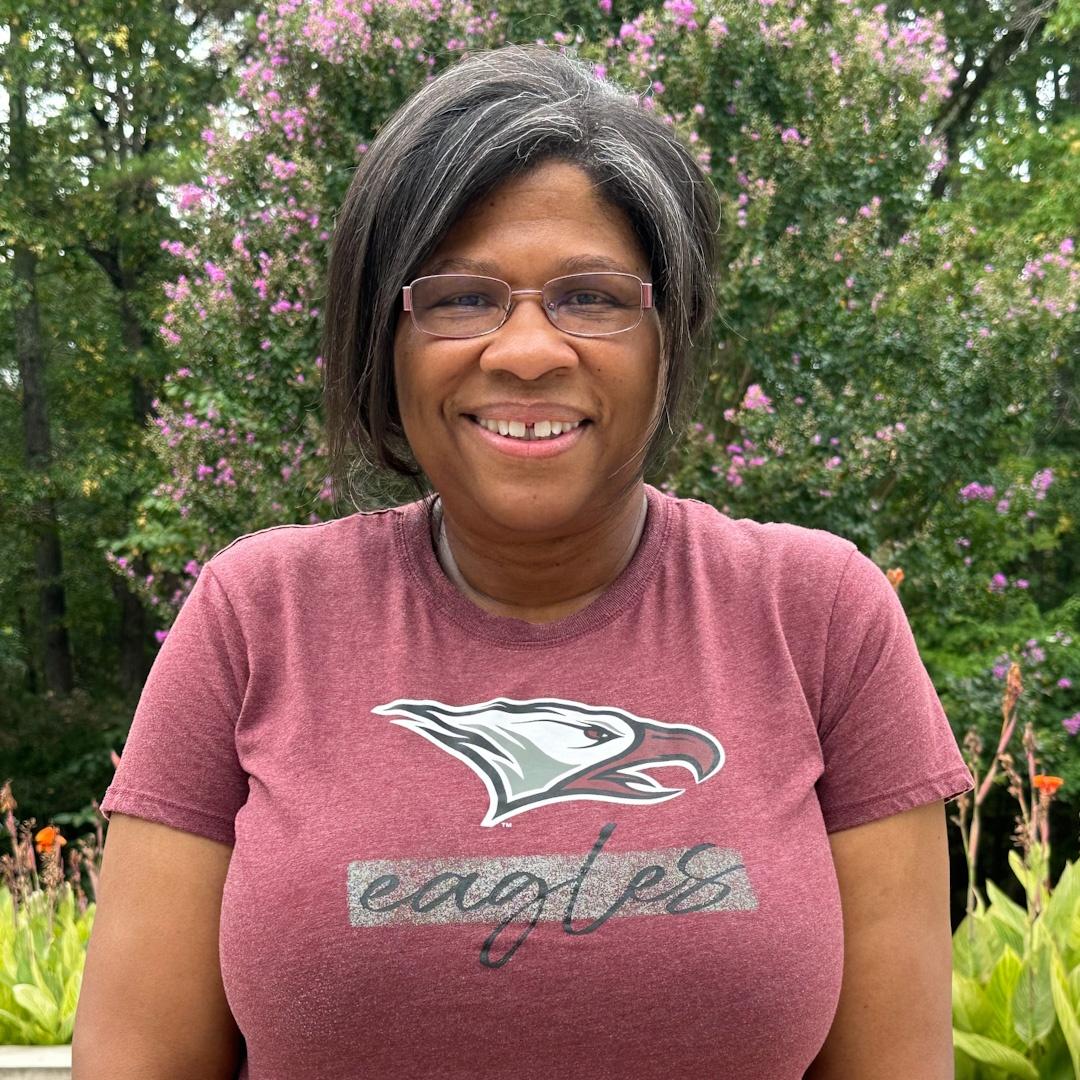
[[885, 567, 904, 591], [34, 825, 66, 854], [1033, 775, 1064, 797]]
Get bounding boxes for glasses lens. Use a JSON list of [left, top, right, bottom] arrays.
[[410, 275, 509, 337], [543, 273, 643, 336]]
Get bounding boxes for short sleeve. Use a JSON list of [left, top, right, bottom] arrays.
[[100, 562, 250, 845], [815, 548, 974, 834]]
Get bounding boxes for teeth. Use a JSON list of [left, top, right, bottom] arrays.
[[475, 417, 584, 440]]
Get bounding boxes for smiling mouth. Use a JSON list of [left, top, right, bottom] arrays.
[[465, 416, 591, 442]]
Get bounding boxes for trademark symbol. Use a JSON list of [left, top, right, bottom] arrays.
[[501, 822, 512, 828]]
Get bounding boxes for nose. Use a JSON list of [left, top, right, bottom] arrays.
[[477, 294, 580, 381]]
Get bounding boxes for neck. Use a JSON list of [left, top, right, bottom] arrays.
[[433, 487, 649, 624]]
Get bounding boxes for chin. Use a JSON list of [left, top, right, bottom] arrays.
[[460, 478, 600, 536]]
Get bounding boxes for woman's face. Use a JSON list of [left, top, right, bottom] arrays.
[[393, 159, 662, 536]]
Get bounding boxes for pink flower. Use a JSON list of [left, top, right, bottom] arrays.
[[1031, 468, 1054, 492], [1057, 677, 1072, 689], [988, 573, 1008, 593], [1064, 713, 1080, 736], [742, 383, 774, 412], [959, 482, 995, 502]]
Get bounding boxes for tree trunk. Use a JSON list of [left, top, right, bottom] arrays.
[[10, 64, 75, 697], [13, 245, 75, 697]]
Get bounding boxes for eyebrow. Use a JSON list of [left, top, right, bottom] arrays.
[[419, 253, 640, 277]]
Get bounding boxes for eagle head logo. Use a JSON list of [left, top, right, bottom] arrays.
[[372, 697, 724, 826]]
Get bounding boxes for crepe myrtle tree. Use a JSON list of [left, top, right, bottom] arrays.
[[108, 0, 1075, 630]]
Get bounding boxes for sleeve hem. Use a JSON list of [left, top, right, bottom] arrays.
[[822, 765, 975, 834], [100, 787, 236, 846]]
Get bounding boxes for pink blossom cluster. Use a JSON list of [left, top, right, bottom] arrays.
[[1031, 468, 1053, 497], [874, 422, 906, 440], [662, 0, 698, 31], [741, 383, 774, 413], [958, 481, 995, 503], [988, 573, 1029, 593], [706, 437, 768, 487]]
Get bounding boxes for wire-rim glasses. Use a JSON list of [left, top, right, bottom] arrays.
[[402, 272, 654, 339]]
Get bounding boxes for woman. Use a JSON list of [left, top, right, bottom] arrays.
[[74, 44, 973, 1080]]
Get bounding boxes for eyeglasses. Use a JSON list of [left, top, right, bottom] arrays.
[[402, 272, 654, 339]]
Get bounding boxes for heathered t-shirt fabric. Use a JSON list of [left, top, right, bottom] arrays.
[[100, 484, 975, 1080]]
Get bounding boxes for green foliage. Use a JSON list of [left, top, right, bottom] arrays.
[[953, 859, 1080, 1078], [0, 885, 91, 1044]]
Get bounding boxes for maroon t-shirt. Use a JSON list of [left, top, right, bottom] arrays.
[[101, 484, 974, 1079]]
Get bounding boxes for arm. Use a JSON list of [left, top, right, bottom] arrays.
[[72, 813, 245, 1080], [804, 800, 955, 1080]]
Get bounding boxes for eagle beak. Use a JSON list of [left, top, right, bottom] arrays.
[[622, 722, 724, 784]]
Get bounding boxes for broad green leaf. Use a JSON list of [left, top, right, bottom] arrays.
[[58, 922, 81, 977], [952, 1029, 1039, 1079], [1044, 861, 1078, 944], [58, 969, 81, 1043], [986, 947, 1023, 1046], [953, 1044, 979, 1080], [1012, 937, 1056, 1045], [954, 971, 994, 1033], [955, 911, 1005, 980], [1010, 851, 1032, 892], [11, 983, 59, 1031], [1051, 949, 1080, 1078], [988, 879, 1030, 936], [0, 1005, 37, 1043], [60, 969, 80, 1023]]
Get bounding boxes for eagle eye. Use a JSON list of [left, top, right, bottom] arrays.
[[583, 726, 615, 743]]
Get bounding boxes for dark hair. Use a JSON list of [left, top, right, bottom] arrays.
[[321, 43, 720, 508]]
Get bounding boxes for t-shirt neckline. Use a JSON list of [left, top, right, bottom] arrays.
[[395, 483, 672, 647]]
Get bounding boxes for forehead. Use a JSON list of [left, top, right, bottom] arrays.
[[420, 160, 648, 279]]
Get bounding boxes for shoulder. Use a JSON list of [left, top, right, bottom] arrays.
[[202, 503, 419, 605], [663, 493, 863, 608]]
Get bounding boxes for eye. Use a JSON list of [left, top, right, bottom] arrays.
[[582, 726, 616, 743], [561, 290, 619, 309], [436, 292, 497, 308]]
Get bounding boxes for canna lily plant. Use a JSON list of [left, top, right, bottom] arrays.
[[950, 663, 1080, 1079], [0, 780, 102, 1044]]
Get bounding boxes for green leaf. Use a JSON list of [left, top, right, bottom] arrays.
[[988, 878, 1030, 936], [59, 969, 80, 1042], [0, 1005, 37, 1044], [1051, 949, 1080, 1078], [11, 983, 59, 1031], [1044, 861, 1079, 945], [954, 971, 994, 1033], [953, 1029, 1039, 1079], [986, 946, 1024, 1046], [955, 911, 1005, 980], [1012, 935, 1056, 1044], [1010, 850, 1032, 892]]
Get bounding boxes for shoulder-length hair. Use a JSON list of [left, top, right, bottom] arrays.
[[321, 43, 720, 507]]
